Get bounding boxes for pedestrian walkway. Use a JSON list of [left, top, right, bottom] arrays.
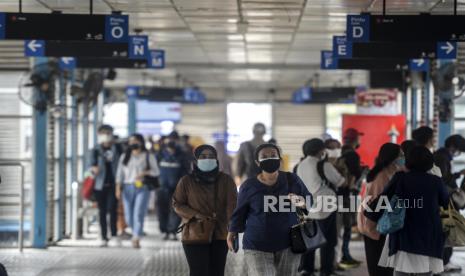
[[1, 215, 465, 276]]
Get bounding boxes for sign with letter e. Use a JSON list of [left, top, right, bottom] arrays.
[[347, 14, 370, 42], [333, 36, 352, 58]]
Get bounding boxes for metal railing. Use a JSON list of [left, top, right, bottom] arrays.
[[0, 162, 25, 252]]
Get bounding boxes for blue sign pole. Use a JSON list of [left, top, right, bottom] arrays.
[[32, 58, 48, 248], [126, 87, 138, 135], [437, 60, 453, 147]]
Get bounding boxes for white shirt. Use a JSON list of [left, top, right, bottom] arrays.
[[429, 164, 443, 178], [116, 152, 160, 184], [296, 156, 345, 194]]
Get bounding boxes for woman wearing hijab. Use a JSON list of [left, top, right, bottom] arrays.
[[173, 145, 238, 276], [228, 143, 311, 276]]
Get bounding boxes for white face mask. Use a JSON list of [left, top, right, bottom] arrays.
[[98, 134, 112, 144], [326, 148, 341, 159]]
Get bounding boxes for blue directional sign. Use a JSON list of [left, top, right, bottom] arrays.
[[24, 40, 45, 57], [105, 15, 129, 43], [321, 50, 338, 70], [148, 50, 165, 69], [347, 14, 370, 42], [59, 57, 76, 70], [437, 41, 457, 59], [0, 13, 5, 39], [129, 35, 149, 59], [333, 36, 352, 58], [409, 59, 430, 72]]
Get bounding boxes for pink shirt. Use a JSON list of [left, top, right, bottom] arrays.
[[357, 165, 398, 240]]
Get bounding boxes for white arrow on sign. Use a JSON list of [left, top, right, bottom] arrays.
[[441, 42, 455, 54], [61, 58, 74, 65], [413, 59, 425, 67], [27, 40, 42, 52]]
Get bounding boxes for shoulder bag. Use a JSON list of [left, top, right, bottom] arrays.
[[177, 177, 218, 244], [143, 152, 160, 190], [441, 199, 465, 246], [287, 172, 327, 254]]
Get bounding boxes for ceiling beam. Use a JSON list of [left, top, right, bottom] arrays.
[[166, 62, 320, 70]]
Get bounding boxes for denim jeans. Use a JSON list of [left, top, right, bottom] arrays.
[[94, 186, 117, 240], [122, 184, 150, 238]]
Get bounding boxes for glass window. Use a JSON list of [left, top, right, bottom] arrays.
[[227, 103, 272, 153], [325, 104, 357, 141]]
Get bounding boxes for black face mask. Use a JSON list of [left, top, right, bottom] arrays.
[[259, 158, 280, 173], [167, 141, 176, 149], [130, 144, 141, 151]]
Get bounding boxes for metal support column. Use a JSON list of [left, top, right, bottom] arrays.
[[82, 99, 90, 177], [55, 73, 67, 241], [70, 95, 79, 240], [424, 69, 431, 126], [126, 86, 138, 135], [31, 61, 48, 248], [411, 88, 418, 130], [437, 61, 454, 147]]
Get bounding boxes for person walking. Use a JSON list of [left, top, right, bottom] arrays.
[[297, 138, 345, 276], [377, 146, 449, 276], [156, 135, 190, 240], [236, 123, 267, 182], [90, 124, 122, 247], [357, 143, 404, 276], [116, 134, 160, 248], [173, 145, 237, 276], [228, 143, 311, 276], [433, 134, 465, 272]]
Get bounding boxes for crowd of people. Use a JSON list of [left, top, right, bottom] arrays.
[[87, 123, 465, 276]]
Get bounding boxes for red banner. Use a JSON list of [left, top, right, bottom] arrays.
[[342, 114, 406, 168]]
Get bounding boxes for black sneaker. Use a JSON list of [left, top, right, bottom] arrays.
[[338, 259, 360, 269]]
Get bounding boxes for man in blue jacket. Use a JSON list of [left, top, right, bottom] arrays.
[[156, 132, 190, 240]]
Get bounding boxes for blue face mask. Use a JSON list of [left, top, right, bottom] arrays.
[[395, 157, 405, 167], [197, 159, 218, 172]]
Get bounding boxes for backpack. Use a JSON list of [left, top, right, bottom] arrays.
[[306, 159, 337, 220]]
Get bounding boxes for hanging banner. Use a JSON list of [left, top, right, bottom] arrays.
[[356, 88, 399, 115]]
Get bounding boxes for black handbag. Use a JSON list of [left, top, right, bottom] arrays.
[[143, 153, 160, 190], [290, 212, 327, 253], [286, 173, 326, 254]]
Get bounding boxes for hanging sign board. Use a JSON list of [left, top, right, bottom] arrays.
[[347, 14, 465, 42], [1, 13, 128, 42]]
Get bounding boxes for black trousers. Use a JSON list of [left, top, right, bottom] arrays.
[[363, 235, 393, 276], [443, 247, 453, 265], [156, 188, 181, 234], [300, 212, 337, 276], [182, 240, 229, 276], [94, 186, 117, 240]]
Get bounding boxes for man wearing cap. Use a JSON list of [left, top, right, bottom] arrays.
[[434, 134, 465, 273]]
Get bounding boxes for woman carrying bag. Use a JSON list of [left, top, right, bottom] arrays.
[[173, 145, 238, 276], [227, 143, 311, 276], [115, 133, 160, 248]]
